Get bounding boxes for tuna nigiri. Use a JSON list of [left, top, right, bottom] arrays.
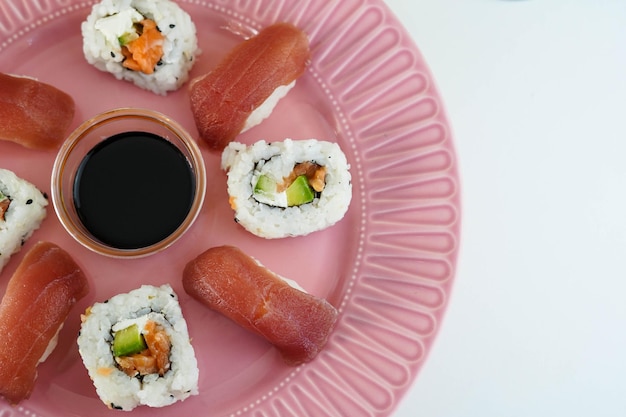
[[0, 73, 75, 150], [189, 22, 311, 151], [0, 241, 89, 404], [182, 245, 338, 366]]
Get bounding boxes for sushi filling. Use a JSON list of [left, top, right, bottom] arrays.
[[111, 315, 171, 378], [120, 19, 164, 74], [0, 192, 10, 221], [252, 158, 327, 208], [94, 10, 164, 74]]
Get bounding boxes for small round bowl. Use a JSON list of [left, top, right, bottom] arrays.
[[52, 108, 206, 258]]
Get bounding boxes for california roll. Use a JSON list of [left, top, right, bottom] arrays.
[[77, 284, 199, 411], [81, 0, 199, 95], [0, 169, 48, 273], [221, 139, 352, 238]]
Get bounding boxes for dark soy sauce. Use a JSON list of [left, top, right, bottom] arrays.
[[73, 131, 195, 249]]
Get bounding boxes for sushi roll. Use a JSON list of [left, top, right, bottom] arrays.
[[77, 284, 199, 411], [183, 245, 338, 366], [81, 0, 199, 95], [221, 139, 352, 238], [0, 241, 89, 404], [189, 22, 310, 151], [0, 169, 48, 273]]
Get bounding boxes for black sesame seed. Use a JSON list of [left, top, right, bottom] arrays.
[[111, 51, 116, 58], [169, 24, 175, 28], [43, 192, 48, 199], [26, 199, 33, 204]]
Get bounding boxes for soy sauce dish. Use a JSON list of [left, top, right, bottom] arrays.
[[52, 108, 206, 258]]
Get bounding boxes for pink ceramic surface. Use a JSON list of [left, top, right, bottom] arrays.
[[0, 0, 460, 416]]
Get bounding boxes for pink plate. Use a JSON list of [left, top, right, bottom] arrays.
[[0, 0, 460, 416]]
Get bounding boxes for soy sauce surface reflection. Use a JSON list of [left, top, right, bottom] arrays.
[[73, 131, 195, 249]]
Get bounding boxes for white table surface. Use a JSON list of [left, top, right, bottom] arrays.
[[384, 1, 626, 416]]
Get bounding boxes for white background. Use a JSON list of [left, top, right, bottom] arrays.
[[384, 1, 626, 416]]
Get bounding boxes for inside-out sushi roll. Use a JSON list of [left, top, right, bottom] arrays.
[[77, 284, 199, 411], [81, 0, 199, 95], [0, 169, 48, 273], [221, 139, 352, 238]]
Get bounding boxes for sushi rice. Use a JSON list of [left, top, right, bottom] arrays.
[[221, 139, 352, 239], [0, 169, 47, 274], [241, 81, 296, 133], [77, 284, 199, 411], [81, 0, 199, 95]]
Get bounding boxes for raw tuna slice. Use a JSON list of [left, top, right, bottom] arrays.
[[0, 241, 89, 404], [0, 73, 75, 150], [182, 245, 337, 365], [189, 22, 310, 151]]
